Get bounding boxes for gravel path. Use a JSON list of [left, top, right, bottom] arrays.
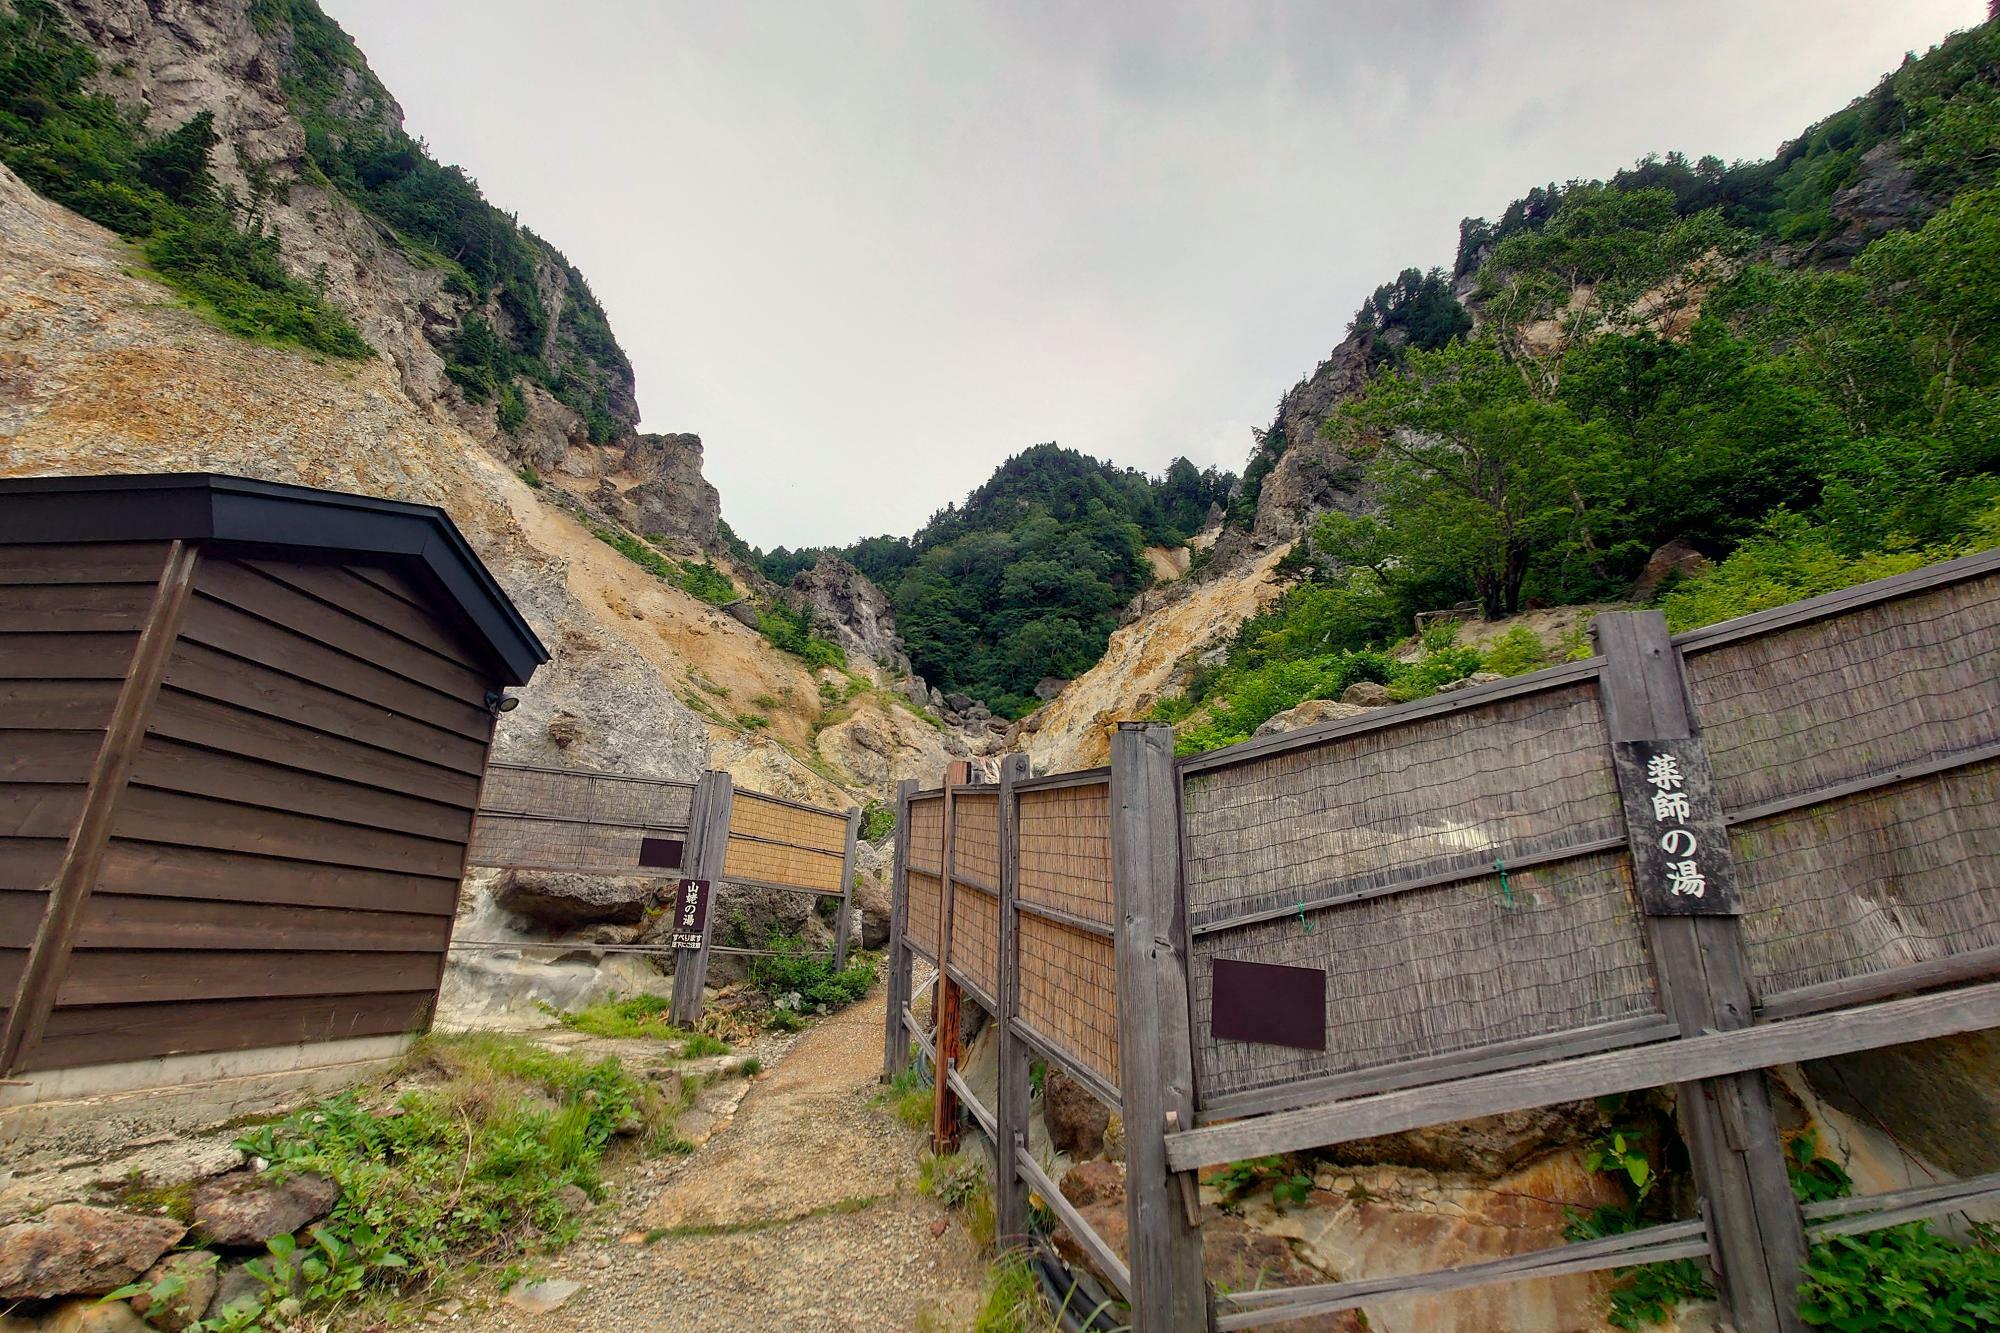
[[467, 991, 987, 1331]]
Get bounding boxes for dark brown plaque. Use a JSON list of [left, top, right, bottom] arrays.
[[1612, 737, 1738, 915], [638, 836, 684, 870], [1212, 957, 1326, 1052], [666, 878, 711, 951]]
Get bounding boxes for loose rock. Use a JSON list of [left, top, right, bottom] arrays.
[[505, 1277, 583, 1314], [1043, 1068, 1111, 1160], [1339, 680, 1394, 707], [129, 1251, 219, 1332], [0, 1205, 185, 1300], [191, 1170, 338, 1248]]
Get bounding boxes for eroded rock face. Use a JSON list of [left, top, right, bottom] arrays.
[[191, 1170, 338, 1248], [0, 1205, 184, 1300], [1250, 331, 1376, 542], [492, 871, 662, 929], [785, 555, 911, 677], [1335, 1102, 1607, 1176], [605, 433, 722, 552], [1044, 1069, 1112, 1160], [850, 840, 895, 949]]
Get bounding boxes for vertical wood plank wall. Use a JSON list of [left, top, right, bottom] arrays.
[[7, 551, 501, 1073], [0, 542, 169, 1047]]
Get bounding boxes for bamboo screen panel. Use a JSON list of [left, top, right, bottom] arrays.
[[908, 870, 943, 962], [1180, 680, 1625, 930], [908, 796, 944, 874], [1685, 575, 2000, 997], [1018, 910, 1119, 1088], [1190, 848, 1659, 1102], [953, 792, 1000, 889], [723, 835, 845, 892], [731, 792, 849, 854], [469, 764, 694, 875], [906, 795, 945, 963], [1725, 759, 2000, 995], [951, 883, 1000, 1003], [1017, 783, 1115, 924]]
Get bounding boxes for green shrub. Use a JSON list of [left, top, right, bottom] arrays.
[[748, 935, 876, 1017], [1479, 624, 1551, 676], [859, 798, 896, 843], [1801, 1224, 2000, 1330], [516, 463, 543, 489], [0, 3, 369, 359], [215, 1035, 648, 1321]]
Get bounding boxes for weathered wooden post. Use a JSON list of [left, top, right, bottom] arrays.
[[1110, 723, 1209, 1330], [994, 752, 1033, 1249], [931, 759, 969, 1152], [670, 769, 734, 1028], [833, 804, 862, 969], [1595, 612, 1805, 1333], [884, 777, 917, 1079]]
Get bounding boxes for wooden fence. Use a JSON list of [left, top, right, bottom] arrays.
[[884, 547, 2000, 1333], [468, 764, 861, 1025]]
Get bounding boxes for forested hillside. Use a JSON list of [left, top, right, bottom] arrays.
[[755, 444, 1233, 716], [1158, 18, 2000, 753]]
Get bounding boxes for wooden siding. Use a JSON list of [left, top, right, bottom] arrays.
[[19, 551, 495, 1072], [0, 543, 164, 1047]]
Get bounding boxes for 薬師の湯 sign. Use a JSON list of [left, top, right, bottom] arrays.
[[1611, 738, 1737, 916]]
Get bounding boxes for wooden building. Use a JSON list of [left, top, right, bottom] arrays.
[[0, 473, 546, 1088]]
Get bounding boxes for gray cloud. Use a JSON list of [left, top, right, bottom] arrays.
[[328, 0, 1974, 547]]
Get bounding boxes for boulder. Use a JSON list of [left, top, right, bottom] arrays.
[[1433, 671, 1504, 695], [1630, 537, 1712, 600], [1043, 1068, 1110, 1160], [39, 1300, 151, 1333], [724, 599, 761, 629], [191, 1170, 338, 1248], [850, 843, 894, 949], [0, 1206, 185, 1300], [783, 555, 910, 675], [1252, 698, 1370, 738], [1805, 1030, 2000, 1176], [204, 1262, 264, 1321], [1339, 680, 1394, 707], [1058, 1160, 1124, 1209], [492, 870, 659, 928], [1034, 677, 1069, 701], [943, 693, 975, 714], [129, 1252, 219, 1332]]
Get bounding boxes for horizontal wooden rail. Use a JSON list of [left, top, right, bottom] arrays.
[[1197, 1013, 1678, 1122], [471, 809, 691, 831], [1017, 1148, 1131, 1296], [483, 760, 696, 787], [1216, 1218, 1710, 1328], [1012, 767, 1110, 793], [1759, 945, 2000, 1022], [446, 939, 834, 959], [1009, 1017, 1122, 1114], [1014, 899, 1115, 938], [1191, 833, 1628, 935], [1722, 740, 2000, 830], [1177, 658, 1602, 776], [1802, 1168, 2000, 1239], [946, 964, 998, 1015], [1168, 980, 2000, 1172], [1673, 545, 2000, 655]]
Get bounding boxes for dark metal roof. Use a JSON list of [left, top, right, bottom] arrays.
[[0, 472, 549, 685]]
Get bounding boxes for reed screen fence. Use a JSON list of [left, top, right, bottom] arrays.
[[884, 547, 2000, 1333]]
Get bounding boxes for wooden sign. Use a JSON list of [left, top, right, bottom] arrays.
[[666, 878, 711, 951], [1212, 957, 1327, 1051], [638, 836, 684, 870], [1611, 738, 1738, 915]]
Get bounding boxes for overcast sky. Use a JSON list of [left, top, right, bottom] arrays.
[[330, 1, 1973, 549]]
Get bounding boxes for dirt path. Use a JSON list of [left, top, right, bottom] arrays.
[[477, 990, 988, 1331]]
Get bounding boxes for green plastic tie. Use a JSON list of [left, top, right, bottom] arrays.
[[1296, 900, 1315, 934], [1495, 857, 1514, 908]]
